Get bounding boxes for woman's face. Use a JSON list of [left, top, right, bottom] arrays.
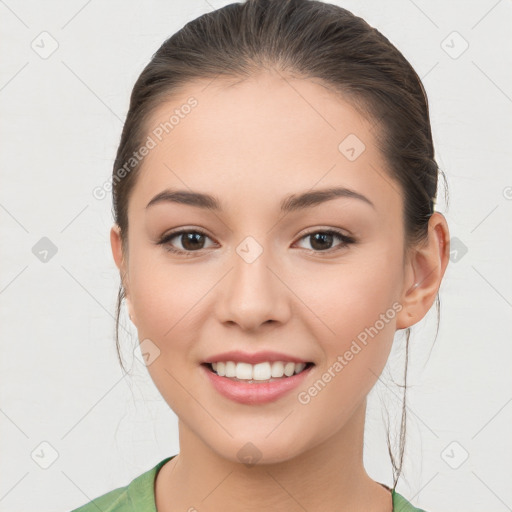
[[112, 70, 415, 464]]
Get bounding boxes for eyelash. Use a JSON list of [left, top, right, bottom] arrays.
[[156, 228, 356, 257]]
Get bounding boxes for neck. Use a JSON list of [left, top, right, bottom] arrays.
[[155, 399, 392, 512]]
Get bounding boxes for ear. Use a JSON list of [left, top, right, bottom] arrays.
[[395, 212, 450, 330], [110, 224, 136, 324]]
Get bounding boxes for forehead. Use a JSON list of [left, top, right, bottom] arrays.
[[130, 70, 402, 218]]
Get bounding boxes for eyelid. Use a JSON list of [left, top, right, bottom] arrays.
[[295, 225, 353, 240], [159, 226, 212, 240]]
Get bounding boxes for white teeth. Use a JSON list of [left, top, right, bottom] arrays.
[[210, 361, 308, 380], [253, 362, 271, 380], [236, 362, 253, 380], [284, 362, 296, 377], [225, 361, 236, 377]]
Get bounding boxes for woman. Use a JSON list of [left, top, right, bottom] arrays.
[[71, 0, 450, 510]]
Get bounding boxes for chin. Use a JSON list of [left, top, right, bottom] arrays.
[[205, 434, 310, 467]]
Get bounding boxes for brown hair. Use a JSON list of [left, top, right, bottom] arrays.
[[111, 0, 448, 490]]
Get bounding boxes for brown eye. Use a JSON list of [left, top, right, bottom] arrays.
[[296, 230, 355, 252], [176, 232, 206, 251], [157, 229, 216, 255]]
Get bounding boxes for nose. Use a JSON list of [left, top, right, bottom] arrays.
[[216, 238, 292, 332]]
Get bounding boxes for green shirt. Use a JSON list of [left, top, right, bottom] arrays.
[[70, 455, 428, 512]]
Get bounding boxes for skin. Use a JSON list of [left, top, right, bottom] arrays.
[[110, 69, 450, 512]]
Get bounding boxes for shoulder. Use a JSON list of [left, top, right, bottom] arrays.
[[69, 456, 175, 512], [393, 489, 430, 512], [70, 485, 128, 512]]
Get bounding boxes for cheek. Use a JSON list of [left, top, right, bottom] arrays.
[[293, 249, 402, 364], [130, 264, 206, 339], [289, 260, 401, 429], [128, 261, 210, 410]]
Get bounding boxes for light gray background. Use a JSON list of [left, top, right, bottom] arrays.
[[1, 1, 511, 511]]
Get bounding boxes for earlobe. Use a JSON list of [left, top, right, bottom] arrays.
[[125, 296, 136, 324], [110, 224, 136, 325], [110, 224, 124, 272], [396, 212, 450, 330]]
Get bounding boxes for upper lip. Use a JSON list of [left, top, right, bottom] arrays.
[[203, 350, 313, 365]]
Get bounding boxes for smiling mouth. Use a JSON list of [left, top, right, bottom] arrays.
[[201, 361, 315, 383]]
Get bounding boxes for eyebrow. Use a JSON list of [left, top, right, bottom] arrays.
[[145, 186, 375, 213]]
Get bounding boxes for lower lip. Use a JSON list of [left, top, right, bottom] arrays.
[[201, 364, 314, 405]]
